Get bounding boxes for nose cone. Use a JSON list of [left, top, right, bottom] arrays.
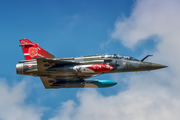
[[138, 62, 168, 71], [151, 63, 168, 70]]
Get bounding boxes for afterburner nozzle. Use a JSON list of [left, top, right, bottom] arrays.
[[16, 63, 24, 74]]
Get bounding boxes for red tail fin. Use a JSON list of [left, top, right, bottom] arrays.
[[20, 38, 56, 61]]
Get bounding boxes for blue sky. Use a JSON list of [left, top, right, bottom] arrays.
[[0, 0, 135, 119], [0, 0, 179, 120]]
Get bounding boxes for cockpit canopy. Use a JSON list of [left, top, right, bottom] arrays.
[[100, 54, 139, 61]]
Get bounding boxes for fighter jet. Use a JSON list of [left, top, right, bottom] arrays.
[[16, 38, 167, 89]]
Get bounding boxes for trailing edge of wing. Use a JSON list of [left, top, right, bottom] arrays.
[[40, 76, 54, 89]]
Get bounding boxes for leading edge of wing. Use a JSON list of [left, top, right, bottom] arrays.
[[35, 58, 78, 71], [35, 57, 78, 65]]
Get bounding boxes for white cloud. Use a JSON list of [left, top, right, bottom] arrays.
[[0, 78, 43, 120], [49, 100, 76, 120], [49, 72, 180, 120], [49, 0, 180, 120], [112, 0, 180, 49]]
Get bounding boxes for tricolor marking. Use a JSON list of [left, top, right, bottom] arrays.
[[27, 64, 33, 68]]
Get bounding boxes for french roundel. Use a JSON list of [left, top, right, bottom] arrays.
[[27, 64, 33, 68]]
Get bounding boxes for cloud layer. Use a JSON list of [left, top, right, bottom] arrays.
[[0, 78, 43, 120], [49, 0, 180, 120]]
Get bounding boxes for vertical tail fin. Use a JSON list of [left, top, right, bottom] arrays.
[[20, 38, 56, 61]]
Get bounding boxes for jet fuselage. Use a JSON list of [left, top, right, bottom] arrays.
[[16, 39, 167, 89]]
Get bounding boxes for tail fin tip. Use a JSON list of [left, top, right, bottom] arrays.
[[19, 38, 56, 61], [20, 38, 37, 46]]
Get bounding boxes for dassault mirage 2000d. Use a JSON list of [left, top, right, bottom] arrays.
[[16, 38, 167, 89]]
